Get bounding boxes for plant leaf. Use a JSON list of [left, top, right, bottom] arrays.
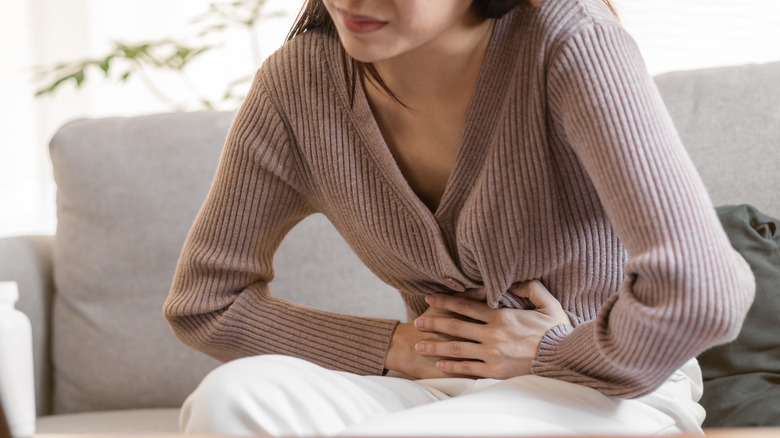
[[99, 56, 112, 75]]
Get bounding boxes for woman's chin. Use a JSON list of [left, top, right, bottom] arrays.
[[335, 34, 398, 64], [339, 45, 388, 64]]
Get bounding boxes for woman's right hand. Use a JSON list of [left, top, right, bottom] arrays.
[[384, 290, 483, 379], [385, 322, 457, 379]]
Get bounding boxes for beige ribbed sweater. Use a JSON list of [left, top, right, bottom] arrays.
[[164, 0, 755, 398]]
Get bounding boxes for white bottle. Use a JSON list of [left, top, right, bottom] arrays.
[[0, 282, 36, 438]]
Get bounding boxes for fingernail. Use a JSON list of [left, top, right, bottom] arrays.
[[436, 360, 445, 369], [425, 295, 434, 305], [415, 342, 425, 353], [414, 317, 426, 329]]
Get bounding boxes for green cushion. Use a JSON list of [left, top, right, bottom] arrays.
[[698, 204, 780, 427]]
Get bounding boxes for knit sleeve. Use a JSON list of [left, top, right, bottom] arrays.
[[163, 71, 399, 376], [537, 22, 755, 398]]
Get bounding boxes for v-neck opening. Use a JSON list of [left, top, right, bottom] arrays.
[[317, 8, 527, 286], [349, 17, 515, 224], [322, 9, 525, 275], [431, 22, 498, 219]]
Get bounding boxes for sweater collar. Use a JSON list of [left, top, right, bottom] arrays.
[[323, 8, 526, 221]]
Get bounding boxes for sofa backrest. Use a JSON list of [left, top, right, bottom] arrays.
[[49, 112, 405, 414], [654, 60, 780, 219], [47, 59, 780, 415]]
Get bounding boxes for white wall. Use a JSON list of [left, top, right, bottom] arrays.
[[1, 0, 780, 237], [616, 0, 780, 75]]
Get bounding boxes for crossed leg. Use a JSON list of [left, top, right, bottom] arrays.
[[180, 355, 705, 436]]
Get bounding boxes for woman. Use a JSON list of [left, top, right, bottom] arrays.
[[163, 0, 755, 435]]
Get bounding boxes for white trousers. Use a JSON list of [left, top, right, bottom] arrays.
[[180, 355, 706, 436]]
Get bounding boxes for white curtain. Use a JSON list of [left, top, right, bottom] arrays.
[[1, 0, 50, 238], [1, 0, 779, 237]]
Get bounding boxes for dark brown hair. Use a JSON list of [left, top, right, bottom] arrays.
[[286, 0, 619, 104]]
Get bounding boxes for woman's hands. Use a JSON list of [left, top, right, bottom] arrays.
[[385, 299, 476, 379], [386, 280, 571, 379]]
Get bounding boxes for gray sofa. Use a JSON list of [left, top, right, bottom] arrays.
[[1, 60, 779, 433]]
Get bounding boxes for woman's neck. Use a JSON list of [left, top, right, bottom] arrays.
[[368, 14, 495, 107]]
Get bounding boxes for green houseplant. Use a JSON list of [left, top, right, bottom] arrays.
[[34, 0, 285, 111]]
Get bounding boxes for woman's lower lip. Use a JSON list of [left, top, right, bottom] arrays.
[[338, 10, 386, 34]]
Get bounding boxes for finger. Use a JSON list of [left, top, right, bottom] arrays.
[[414, 314, 486, 341], [436, 359, 489, 378], [415, 340, 482, 359], [425, 294, 489, 321], [466, 287, 486, 301], [508, 280, 559, 313]]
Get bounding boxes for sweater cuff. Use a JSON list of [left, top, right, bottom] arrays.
[[347, 318, 399, 375], [531, 323, 575, 375]]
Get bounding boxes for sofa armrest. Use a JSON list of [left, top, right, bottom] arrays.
[[0, 235, 55, 416]]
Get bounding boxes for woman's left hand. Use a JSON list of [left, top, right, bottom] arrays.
[[413, 280, 571, 379]]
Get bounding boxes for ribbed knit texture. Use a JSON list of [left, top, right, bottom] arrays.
[[164, 0, 755, 397]]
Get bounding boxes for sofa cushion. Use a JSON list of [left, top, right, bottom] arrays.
[[49, 111, 406, 414], [0, 235, 54, 415], [36, 408, 179, 434], [654, 61, 780, 219], [49, 112, 229, 413], [697, 204, 780, 427]]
